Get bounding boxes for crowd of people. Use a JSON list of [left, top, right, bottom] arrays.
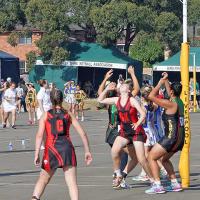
[[0, 78, 87, 129], [97, 66, 185, 194], [0, 68, 187, 200]]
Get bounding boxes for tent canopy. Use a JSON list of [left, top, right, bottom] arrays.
[[63, 42, 141, 69], [153, 47, 200, 72], [0, 50, 18, 59], [30, 42, 143, 91], [0, 50, 20, 83]]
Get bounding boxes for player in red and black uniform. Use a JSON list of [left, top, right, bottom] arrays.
[[32, 90, 92, 200], [98, 81, 154, 189]]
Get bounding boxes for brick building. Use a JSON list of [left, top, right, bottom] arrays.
[[0, 30, 42, 74]]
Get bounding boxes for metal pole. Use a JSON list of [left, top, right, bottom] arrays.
[[193, 54, 197, 112], [179, 0, 191, 188], [183, 0, 188, 42]]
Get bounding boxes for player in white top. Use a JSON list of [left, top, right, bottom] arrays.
[[36, 80, 52, 120], [2, 82, 17, 129]]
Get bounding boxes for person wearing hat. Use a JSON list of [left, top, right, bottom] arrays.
[[26, 82, 37, 124]]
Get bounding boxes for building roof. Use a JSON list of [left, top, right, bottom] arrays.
[[0, 50, 18, 59], [153, 47, 200, 72]]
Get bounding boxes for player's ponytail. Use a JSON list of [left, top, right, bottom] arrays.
[[50, 89, 63, 107]]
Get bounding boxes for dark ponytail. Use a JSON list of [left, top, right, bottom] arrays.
[[50, 89, 63, 107]]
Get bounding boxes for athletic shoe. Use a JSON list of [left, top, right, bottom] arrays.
[[145, 183, 166, 194], [40, 145, 45, 150], [2, 124, 6, 128], [112, 176, 123, 189], [11, 125, 16, 129], [120, 178, 131, 189], [132, 174, 149, 182], [27, 120, 32, 125], [165, 182, 183, 192]]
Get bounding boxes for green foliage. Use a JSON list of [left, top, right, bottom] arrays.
[[0, 0, 189, 65], [7, 32, 19, 47], [25, 0, 70, 32], [155, 12, 181, 51], [26, 51, 37, 71], [0, 0, 28, 32], [143, 0, 182, 18], [130, 32, 163, 67], [36, 31, 68, 63], [90, 1, 156, 53], [51, 47, 69, 65], [188, 0, 200, 25]]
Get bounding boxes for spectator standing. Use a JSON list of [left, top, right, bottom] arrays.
[[2, 82, 17, 129]]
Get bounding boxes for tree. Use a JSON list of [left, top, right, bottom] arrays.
[[51, 47, 69, 65], [188, 0, 200, 44], [26, 51, 37, 71], [25, 0, 71, 64], [155, 12, 181, 52], [130, 32, 163, 67], [90, 1, 156, 54], [25, 0, 70, 32], [143, 0, 182, 20], [35, 31, 69, 63], [0, 0, 28, 32]]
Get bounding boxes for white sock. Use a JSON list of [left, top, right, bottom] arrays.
[[114, 169, 122, 177], [154, 181, 161, 185], [171, 179, 178, 184]]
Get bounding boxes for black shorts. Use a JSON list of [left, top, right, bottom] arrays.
[[158, 134, 184, 153]]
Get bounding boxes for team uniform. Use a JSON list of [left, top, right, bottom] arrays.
[[75, 90, 86, 107], [26, 89, 37, 108], [42, 109, 77, 172], [159, 98, 185, 152], [65, 86, 76, 104], [154, 106, 165, 140], [143, 104, 159, 147], [106, 104, 119, 146], [116, 97, 146, 143]]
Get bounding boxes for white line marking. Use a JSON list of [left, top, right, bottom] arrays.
[[0, 182, 111, 187]]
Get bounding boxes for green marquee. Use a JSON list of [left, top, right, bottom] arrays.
[[29, 42, 143, 91], [153, 47, 200, 72]]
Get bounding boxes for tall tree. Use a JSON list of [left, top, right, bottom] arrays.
[[90, 1, 156, 54], [0, 0, 28, 32], [130, 31, 163, 66], [155, 12, 181, 51], [188, 0, 200, 44], [25, 0, 70, 64]]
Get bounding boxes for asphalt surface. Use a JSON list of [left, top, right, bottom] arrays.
[[0, 111, 199, 200]]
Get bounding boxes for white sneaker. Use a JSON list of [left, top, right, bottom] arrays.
[[120, 179, 131, 189], [81, 116, 84, 122], [40, 145, 45, 150]]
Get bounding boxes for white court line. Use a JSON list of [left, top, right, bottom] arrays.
[[0, 182, 111, 187], [3, 174, 112, 177], [1, 164, 200, 177]]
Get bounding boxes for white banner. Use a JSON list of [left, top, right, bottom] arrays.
[[153, 65, 200, 72], [62, 60, 127, 69]]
